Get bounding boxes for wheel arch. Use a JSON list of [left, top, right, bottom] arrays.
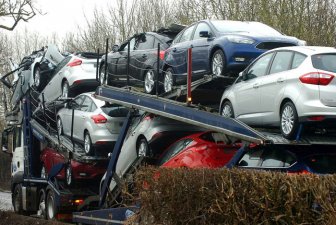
[[209, 46, 227, 67]]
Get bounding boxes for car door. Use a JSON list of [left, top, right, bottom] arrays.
[[43, 56, 72, 102], [108, 38, 136, 86], [233, 52, 275, 125], [73, 96, 92, 142], [258, 51, 294, 125], [63, 95, 84, 137], [191, 22, 214, 74], [133, 34, 155, 86], [168, 25, 196, 76]]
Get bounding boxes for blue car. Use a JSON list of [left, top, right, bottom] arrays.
[[226, 144, 336, 174], [162, 20, 305, 92]]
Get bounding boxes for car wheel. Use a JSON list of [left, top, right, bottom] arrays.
[[84, 132, 93, 155], [46, 190, 58, 220], [41, 165, 47, 179], [163, 68, 174, 93], [144, 69, 156, 94], [12, 184, 24, 214], [221, 101, 234, 118], [37, 189, 47, 219], [280, 101, 299, 139], [61, 80, 70, 98], [56, 117, 63, 136], [100, 64, 108, 85], [211, 49, 225, 77], [65, 165, 72, 186], [34, 67, 41, 89], [137, 138, 150, 157]]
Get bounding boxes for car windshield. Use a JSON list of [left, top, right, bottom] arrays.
[[311, 54, 336, 73], [304, 154, 336, 174], [211, 20, 282, 35]]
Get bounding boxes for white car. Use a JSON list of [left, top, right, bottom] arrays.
[[40, 52, 100, 104], [56, 93, 128, 155], [220, 46, 336, 139]]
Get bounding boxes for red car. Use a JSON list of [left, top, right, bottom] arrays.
[[40, 147, 107, 185], [159, 131, 241, 168]]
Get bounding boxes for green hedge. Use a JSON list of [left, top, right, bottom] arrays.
[[130, 167, 336, 225]]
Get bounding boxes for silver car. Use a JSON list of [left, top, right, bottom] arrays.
[[100, 112, 204, 197], [220, 46, 336, 139], [40, 52, 100, 104], [56, 93, 128, 155]]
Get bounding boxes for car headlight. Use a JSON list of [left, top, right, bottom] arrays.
[[226, 35, 255, 44], [297, 39, 307, 46]]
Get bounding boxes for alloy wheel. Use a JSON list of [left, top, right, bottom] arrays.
[[34, 69, 41, 87], [62, 82, 69, 98], [144, 70, 155, 93], [57, 118, 63, 136], [138, 140, 148, 157], [84, 133, 92, 155], [66, 166, 72, 186], [164, 70, 173, 93], [281, 105, 295, 135], [100, 67, 106, 84], [41, 166, 46, 179], [212, 52, 224, 77], [222, 104, 233, 118]]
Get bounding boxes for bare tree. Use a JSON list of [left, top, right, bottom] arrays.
[[0, 0, 39, 31]]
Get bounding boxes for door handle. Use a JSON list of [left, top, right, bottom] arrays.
[[277, 78, 284, 83], [142, 54, 147, 59], [253, 83, 259, 88], [172, 48, 177, 52]]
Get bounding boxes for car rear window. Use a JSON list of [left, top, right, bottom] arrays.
[[101, 105, 129, 117], [311, 54, 336, 73], [304, 154, 336, 174]]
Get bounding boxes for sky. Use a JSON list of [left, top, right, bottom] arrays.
[[6, 0, 111, 37]]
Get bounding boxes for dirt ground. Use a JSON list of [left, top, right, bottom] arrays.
[[0, 211, 70, 225]]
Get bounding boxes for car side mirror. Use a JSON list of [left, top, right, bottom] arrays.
[[112, 44, 119, 52], [199, 31, 210, 38]]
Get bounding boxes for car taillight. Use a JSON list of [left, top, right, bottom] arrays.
[[299, 72, 334, 85], [155, 50, 165, 61], [91, 114, 107, 124], [287, 169, 311, 175], [67, 59, 82, 67], [308, 116, 325, 121]]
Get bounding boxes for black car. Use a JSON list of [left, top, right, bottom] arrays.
[[226, 144, 336, 174], [99, 26, 184, 94]]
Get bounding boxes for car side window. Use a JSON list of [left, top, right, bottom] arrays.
[[52, 56, 71, 78], [193, 22, 212, 40], [136, 34, 155, 50], [159, 139, 193, 165], [81, 96, 93, 112], [291, 53, 307, 69], [179, 25, 196, 43], [119, 38, 136, 52], [72, 96, 84, 109], [238, 149, 263, 167], [269, 51, 293, 74], [261, 149, 297, 167], [173, 32, 183, 44], [90, 102, 97, 112], [245, 53, 274, 80]]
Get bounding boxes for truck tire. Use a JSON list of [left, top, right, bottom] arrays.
[[37, 189, 47, 219], [12, 184, 24, 214], [46, 190, 58, 220]]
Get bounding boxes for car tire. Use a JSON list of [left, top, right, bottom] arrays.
[[144, 69, 156, 94], [137, 138, 151, 157], [41, 165, 47, 179], [46, 190, 58, 220], [61, 80, 70, 98], [84, 131, 93, 155], [37, 189, 47, 219], [100, 64, 108, 85], [280, 101, 299, 140], [221, 101, 235, 118], [56, 117, 63, 136], [211, 49, 226, 77], [34, 67, 42, 90], [163, 67, 174, 93], [12, 184, 24, 215], [65, 165, 72, 186]]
